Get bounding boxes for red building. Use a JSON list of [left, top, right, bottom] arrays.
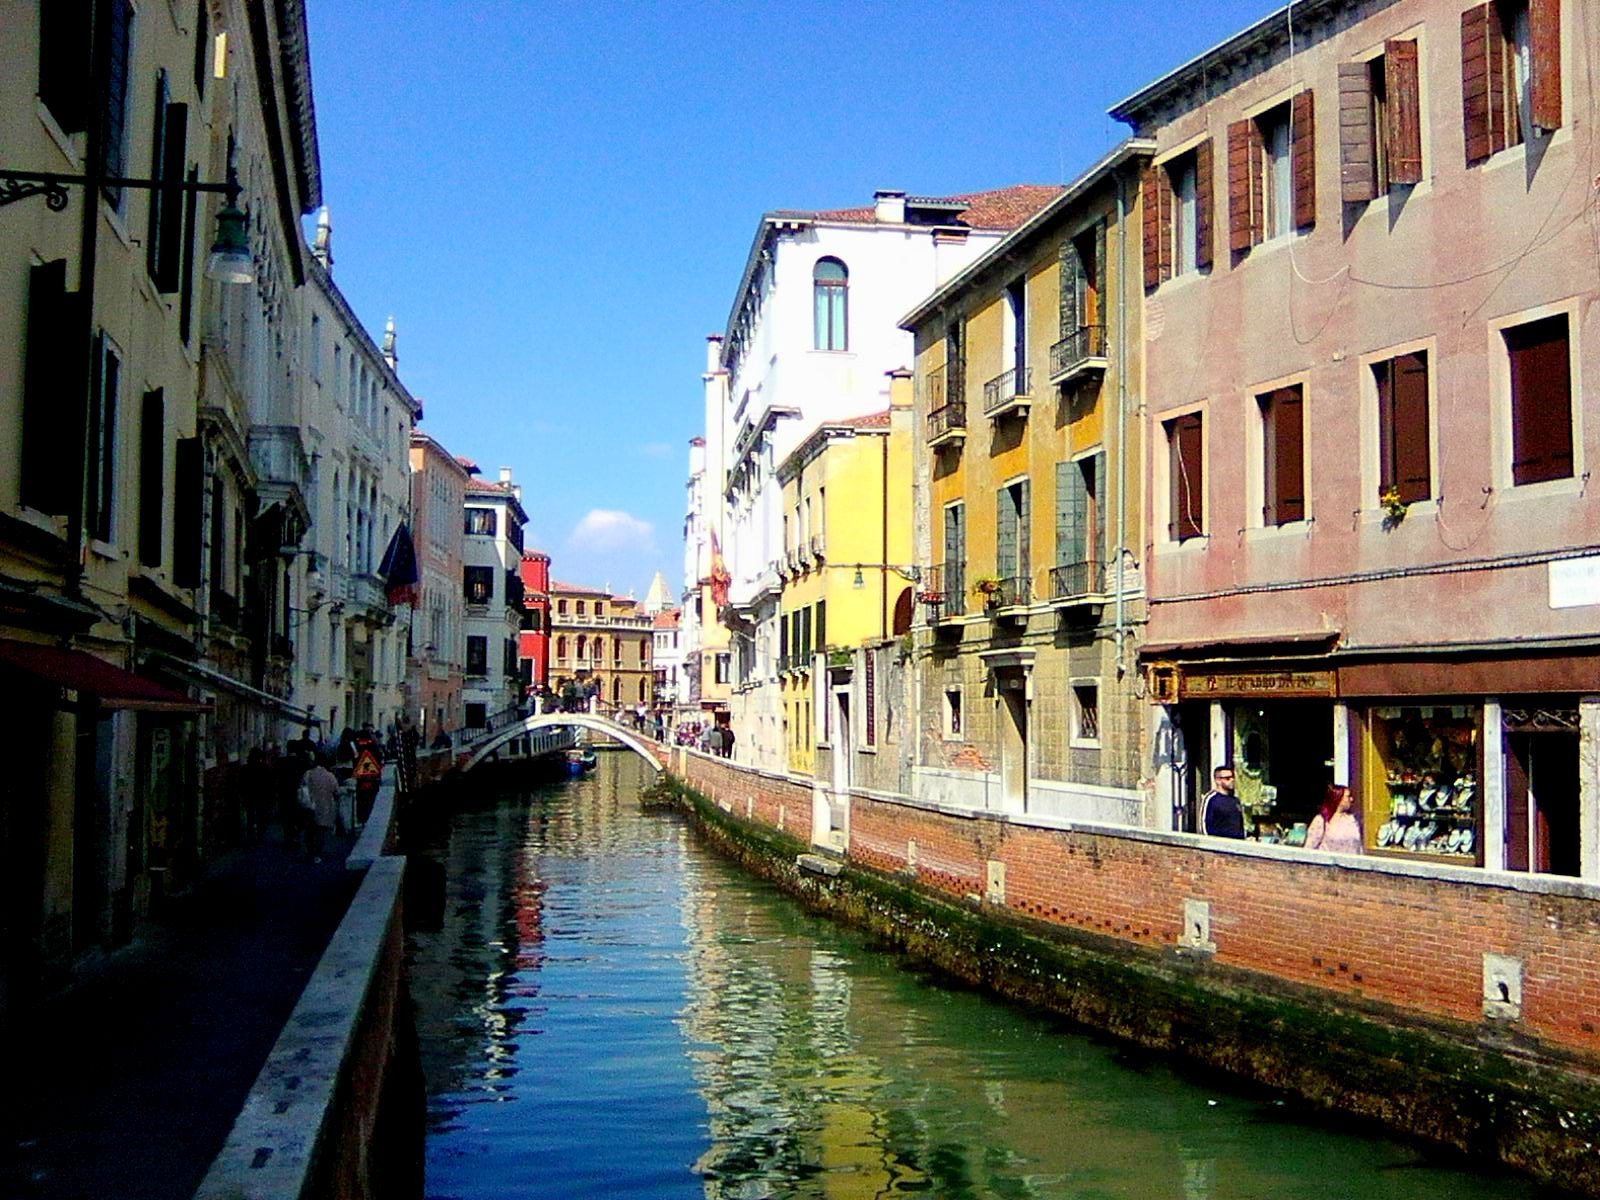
[[518, 550, 552, 698]]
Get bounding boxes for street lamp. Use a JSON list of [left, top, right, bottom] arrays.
[[0, 163, 254, 285]]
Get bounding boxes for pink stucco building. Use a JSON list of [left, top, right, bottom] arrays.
[[1116, 0, 1597, 878], [408, 431, 471, 740]]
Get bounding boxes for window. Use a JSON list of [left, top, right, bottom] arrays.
[[504, 637, 518, 677], [1143, 142, 1214, 287], [996, 480, 1030, 595], [714, 653, 730, 684], [1166, 412, 1204, 542], [1073, 683, 1101, 745], [1229, 93, 1316, 251], [1258, 385, 1306, 526], [945, 689, 962, 737], [101, 0, 133, 204], [558, 599, 568, 616], [465, 702, 487, 729], [145, 72, 188, 292], [1340, 43, 1421, 202], [942, 502, 966, 616], [1505, 314, 1573, 486], [20, 260, 79, 515], [90, 334, 122, 544], [577, 600, 586, 616], [466, 636, 488, 676], [813, 257, 848, 350], [464, 507, 497, 536], [1374, 351, 1431, 504], [463, 566, 494, 605], [556, 635, 568, 660], [1059, 224, 1104, 340], [1055, 453, 1104, 594], [39, 2, 91, 134], [138, 389, 165, 567], [1463, 1, 1560, 165], [595, 601, 604, 617], [1004, 276, 1027, 376]]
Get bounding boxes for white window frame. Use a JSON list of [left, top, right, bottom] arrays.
[[1069, 677, 1102, 749]]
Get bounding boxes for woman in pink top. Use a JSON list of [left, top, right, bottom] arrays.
[[1306, 784, 1363, 854]]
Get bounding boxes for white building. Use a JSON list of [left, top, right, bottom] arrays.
[[292, 214, 420, 737], [461, 467, 528, 727], [711, 187, 1062, 769]]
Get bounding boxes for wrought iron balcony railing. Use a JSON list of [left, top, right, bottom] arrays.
[[982, 366, 1032, 415], [985, 574, 1030, 611], [918, 563, 966, 618], [1049, 325, 1108, 385], [1050, 558, 1102, 601], [927, 401, 967, 444]]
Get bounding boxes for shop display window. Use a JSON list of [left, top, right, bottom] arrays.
[[1231, 701, 1334, 846], [1364, 705, 1481, 862]]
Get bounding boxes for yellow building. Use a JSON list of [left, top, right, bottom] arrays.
[[903, 141, 1152, 821], [549, 583, 655, 715], [776, 379, 913, 790]]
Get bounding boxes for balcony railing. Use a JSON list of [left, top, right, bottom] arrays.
[[1050, 558, 1102, 601], [982, 366, 1032, 416], [918, 563, 966, 618], [927, 401, 967, 446], [981, 574, 1030, 611], [1049, 325, 1108, 385]]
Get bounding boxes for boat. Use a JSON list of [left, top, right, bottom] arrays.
[[565, 746, 598, 776]]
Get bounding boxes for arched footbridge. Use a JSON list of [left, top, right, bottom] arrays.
[[459, 712, 667, 773]]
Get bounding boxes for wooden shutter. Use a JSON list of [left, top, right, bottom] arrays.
[[138, 389, 165, 567], [1056, 461, 1084, 568], [1018, 479, 1031, 585], [1264, 387, 1305, 525], [815, 599, 825, 651], [1339, 62, 1379, 202], [1385, 41, 1423, 184], [1507, 316, 1573, 485], [21, 261, 73, 515], [154, 103, 188, 291], [1228, 118, 1256, 251], [1194, 138, 1214, 270], [996, 488, 1016, 579], [1059, 238, 1081, 336], [1291, 90, 1317, 227], [1091, 451, 1107, 571], [179, 166, 199, 343], [1170, 414, 1203, 541], [38, 1, 91, 134], [102, 0, 133, 185], [173, 436, 203, 587], [1141, 165, 1164, 290], [1391, 352, 1432, 503], [1530, 0, 1562, 132], [1462, 4, 1493, 164], [1092, 222, 1107, 327]]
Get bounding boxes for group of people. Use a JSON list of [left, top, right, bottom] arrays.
[[240, 722, 393, 863], [1199, 765, 1362, 854], [673, 721, 735, 757]]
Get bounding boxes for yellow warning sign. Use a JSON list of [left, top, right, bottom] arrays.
[[354, 750, 382, 781]]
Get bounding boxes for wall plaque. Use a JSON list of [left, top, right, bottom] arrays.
[[1180, 668, 1336, 699]]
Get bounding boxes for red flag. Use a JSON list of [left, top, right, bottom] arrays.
[[709, 531, 731, 609]]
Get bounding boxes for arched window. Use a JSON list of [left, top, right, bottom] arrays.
[[813, 258, 847, 351], [576, 634, 586, 660], [612, 677, 622, 704], [556, 635, 567, 659], [638, 679, 646, 703]]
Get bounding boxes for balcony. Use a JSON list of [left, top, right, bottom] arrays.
[[982, 366, 1032, 419], [978, 574, 1030, 617], [809, 533, 826, 562], [348, 572, 393, 624], [1049, 559, 1104, 609], [918, 563, 966, 620], [1049, 325, 1108, 387], [927, 401, 967, 449]]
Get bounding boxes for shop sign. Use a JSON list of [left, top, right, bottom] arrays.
[[1180, 668, 1336, 699], [1549, 555, 1600, 609]]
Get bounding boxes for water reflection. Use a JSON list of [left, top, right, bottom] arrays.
[[410, 754, 1543, 1200]]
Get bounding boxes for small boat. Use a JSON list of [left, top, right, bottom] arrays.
[[565, 747, 598, 776]]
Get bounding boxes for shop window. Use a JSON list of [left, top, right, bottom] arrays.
[[1142, 142, 1214, 288], [1165, 412, 1204, 542], [1072, 683, 1101, 746], [1365, 706, 1481, 861], [1340, 42, 1421, 202], [1505, 314, 1573, 486], [1462, 0, 1560, 165], [1229, 96, 1315, 251], [1259, 385, 1306, 526], [1232, 701, 1335, 844], [1374, 351, 1431, 505]]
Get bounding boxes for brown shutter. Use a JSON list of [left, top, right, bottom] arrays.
[[1157, 162, 1175, 280], [21, 261, 74, 515], [1391, 352, 1431, 504], [1530, 0, 1562, 132], [1486, 2, 1509, 155], [1170, 414, 1204, 541], [173, 436, 203, 588], [1228, 118, 1255, 252], [138, 389, 165, 567], [1386, 40, 1423, 184], [1194, 137, 1214, 270], [1462, 4, 1493, 164], [1507, 316, 1573, 485], [1338, 62, 1378, 203], [154, 103, 188, 291], [1141, 165, 1162, 290], [1291, 90, 1317, 227], [1264, 387, 1305, 525]]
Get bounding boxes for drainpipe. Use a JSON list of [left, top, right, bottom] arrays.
[[1113, 168, 1130, 677]]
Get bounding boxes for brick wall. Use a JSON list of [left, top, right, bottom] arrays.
[[679, 747, 813, 839], [850, 791, 1600, 1059]]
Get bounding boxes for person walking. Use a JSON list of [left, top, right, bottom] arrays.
[[1306, 784, 1363, 854], [301, 754, 341, 863], [720, 723, 736, 759], [1201, 765, 1245, 839]]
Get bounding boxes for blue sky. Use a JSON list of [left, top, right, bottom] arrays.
[[305, 1, 1278, 599]]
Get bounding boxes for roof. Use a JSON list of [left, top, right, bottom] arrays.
[[653, 609, 681, 630], [463, 477, 528, 524], [776, 409, 896, 482], [837, 410, 891, 430], [550, 580, 612, 596], [454, 455, 481, 474], [781, 185, 1067, 231]]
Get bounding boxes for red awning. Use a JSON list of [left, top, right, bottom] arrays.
[[0, 640, 210, 713]]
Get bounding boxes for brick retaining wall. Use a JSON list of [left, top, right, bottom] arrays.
[[678, 747, 813, 836]]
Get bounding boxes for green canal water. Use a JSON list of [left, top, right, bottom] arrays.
[[407, 753, 1552, 1200]]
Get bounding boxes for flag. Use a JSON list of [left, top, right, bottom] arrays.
[[379, 522, 420, 606], [709, 531, 731, 609]]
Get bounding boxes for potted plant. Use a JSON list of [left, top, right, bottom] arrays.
[[1380, 486, 1408, 525], [972, 575, 1003, 607]]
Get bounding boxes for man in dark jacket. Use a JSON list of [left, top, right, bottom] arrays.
[[1201, 765, 1245, 839]]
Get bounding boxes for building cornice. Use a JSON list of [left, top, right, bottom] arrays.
[[307, 258, 421, 418]]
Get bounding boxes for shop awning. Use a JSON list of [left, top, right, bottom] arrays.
[[0, 639, 210, 713], [1140, 631, 1340, 661], [145, 652, 316, 725]]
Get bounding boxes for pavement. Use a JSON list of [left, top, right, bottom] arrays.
[[0, 806, 365, 1200]]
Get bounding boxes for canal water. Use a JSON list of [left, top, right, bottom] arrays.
[[408, 753, 1548, 1200]]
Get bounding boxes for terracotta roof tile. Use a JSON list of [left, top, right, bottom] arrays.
[[793, 184, 1064, 232], [837, 410, 892, 429], [653, 609, 681, 629], [550, 580, 612, 596]]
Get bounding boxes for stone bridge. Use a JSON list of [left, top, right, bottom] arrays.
[[458, 712, 667, 773]]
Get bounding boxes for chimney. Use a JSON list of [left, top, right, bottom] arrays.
[[313, 206, 334, 270], [705, 333, 724, 374], [874, 189, 906, 224], [886, 367, 913, 410], [382, 316, 397, 369]]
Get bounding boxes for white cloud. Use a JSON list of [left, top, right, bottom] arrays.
[[566, 508, 657, 554], [639, 441, 674, 459]]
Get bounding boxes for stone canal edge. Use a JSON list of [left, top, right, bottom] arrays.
[[646, 768, 1600, 1198]]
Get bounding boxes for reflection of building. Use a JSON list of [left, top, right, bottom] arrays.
[[517, 549, 552, 698], [408, 431, 469, 740], [1117, 0, 1599, 876], [549, 582, 654, 714], [901, 142, 1151, 824], [460, 467, 527, 727]]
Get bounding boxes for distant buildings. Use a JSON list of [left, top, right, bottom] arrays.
[[408, 431, 470, 742], [549, 582, 655, 715], [518, 550, 552, 699], [460, 467, 528, 727]]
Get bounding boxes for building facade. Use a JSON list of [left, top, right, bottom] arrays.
[[517, 548, 551, 701], [549, 582, 654, 715], [460, 467, 527, 727], [903, 142, 1152, 825], [408, 431, 469, 741], [1114, 0, 1599, 877], [711, 187, 1062, 771], [681, 421, 731, 728]]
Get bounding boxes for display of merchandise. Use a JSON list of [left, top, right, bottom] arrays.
[[1377, 771, 1477, 858]]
